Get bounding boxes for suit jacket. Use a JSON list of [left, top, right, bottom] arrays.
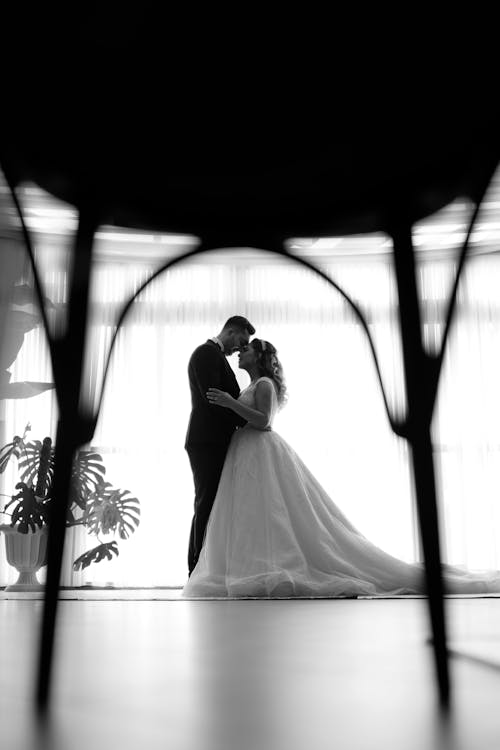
[[185, 340, 246, 448]]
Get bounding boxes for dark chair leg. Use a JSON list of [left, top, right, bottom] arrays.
[[36, 212, 96, 711], [392, 223, 450, 707], [36, 426, 74, 710], [410, 429, 449, 706]]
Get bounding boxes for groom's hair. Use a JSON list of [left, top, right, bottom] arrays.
[[222, 316, 256, 335]]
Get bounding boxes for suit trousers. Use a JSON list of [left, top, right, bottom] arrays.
[[186, 443, 229, 574]]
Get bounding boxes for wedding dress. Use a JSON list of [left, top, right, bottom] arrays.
[[182, 377, 500, 598]]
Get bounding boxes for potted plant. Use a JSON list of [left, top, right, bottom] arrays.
[[0, 423, 140, 590]]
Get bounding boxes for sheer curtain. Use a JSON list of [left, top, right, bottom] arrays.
[[1, 187, 500, 587]]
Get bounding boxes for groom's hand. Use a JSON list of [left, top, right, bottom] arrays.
[[207, 388, 234, 408]]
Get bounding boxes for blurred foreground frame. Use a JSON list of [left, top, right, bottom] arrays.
[[1, 41, 500, 713]]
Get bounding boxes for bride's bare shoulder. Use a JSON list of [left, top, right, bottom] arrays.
[[256, 376, 274, 388], [255, 377, 278, 398]]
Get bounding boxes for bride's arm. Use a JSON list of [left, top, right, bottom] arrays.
[[207, 381, 273, 430]]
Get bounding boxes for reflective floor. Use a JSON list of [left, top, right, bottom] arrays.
[[1, 597, 500, 750]]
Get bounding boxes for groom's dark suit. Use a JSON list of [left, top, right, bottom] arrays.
[[185, 339, 246, 573]]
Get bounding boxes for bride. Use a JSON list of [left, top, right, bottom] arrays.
[[182, 338, 500, 598]]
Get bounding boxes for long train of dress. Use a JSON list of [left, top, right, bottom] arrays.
[[182, 378, 500, 598]]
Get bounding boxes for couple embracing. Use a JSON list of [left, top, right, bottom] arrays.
[[183, 316, 500, 598]]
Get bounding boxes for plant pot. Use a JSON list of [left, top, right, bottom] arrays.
[[0, 524, 48, 591]]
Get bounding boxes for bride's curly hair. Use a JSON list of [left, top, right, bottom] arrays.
[[250, 338, 288, 408]]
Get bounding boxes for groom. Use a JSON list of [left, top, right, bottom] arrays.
[[185, 315, 256, 575]]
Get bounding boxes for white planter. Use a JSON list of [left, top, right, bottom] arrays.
[[0, 524, 48, 591]]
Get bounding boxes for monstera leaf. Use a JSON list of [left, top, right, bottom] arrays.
[[0, 424, 32, 474], [69, 450, 106, 511], [1, 425, 105, 512], [73, 541, 119, 571], [18, 437, 54, 497], [5, 482, 50, 533], [84, 480, 140, 539]]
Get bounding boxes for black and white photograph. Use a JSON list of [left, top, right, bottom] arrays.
[[1, 14, 500, 750]]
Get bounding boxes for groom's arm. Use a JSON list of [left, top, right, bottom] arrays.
[[207, 380, 273, 430], [191, 347, 246, 427]]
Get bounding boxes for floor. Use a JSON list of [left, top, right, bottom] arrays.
[[0, 586, 187, 601], [1, 594, 500, 750]]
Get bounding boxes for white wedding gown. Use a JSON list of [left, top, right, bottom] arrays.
[[182, 377, 500, 598]]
